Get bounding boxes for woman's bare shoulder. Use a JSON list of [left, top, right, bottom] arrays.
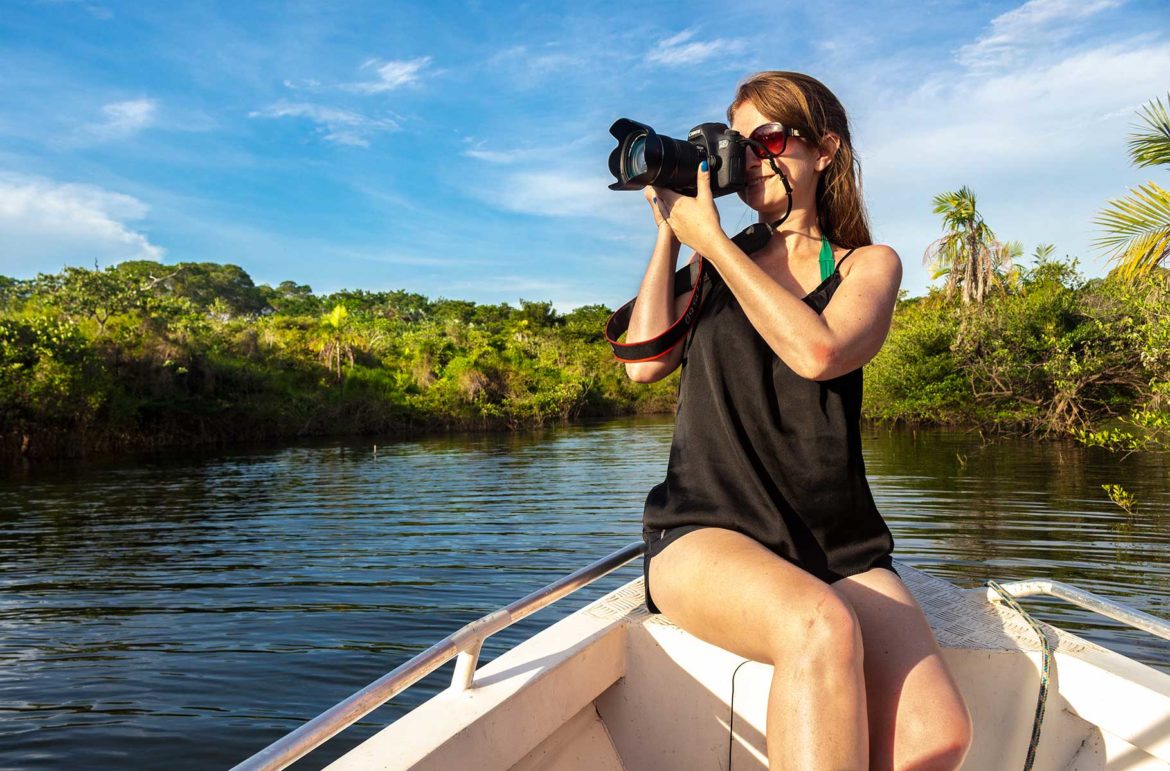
[[841, 243, 901, 280]]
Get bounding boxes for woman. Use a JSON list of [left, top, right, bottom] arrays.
[[625, 71, 974, 770]]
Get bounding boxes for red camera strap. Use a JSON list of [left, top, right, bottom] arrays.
[[604, 258, 708, 363]]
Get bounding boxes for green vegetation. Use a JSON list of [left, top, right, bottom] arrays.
[[6, 244, 1167, 464], [923, 186, 1017, 306], [864, 251, 1170, 448], [1101, 484, 1137, 515], [0, 263, 676, 461]]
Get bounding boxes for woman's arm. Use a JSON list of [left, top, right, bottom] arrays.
[[700, 237, 901, 380], [623, 197, 700, 383], [652, 163, 901, 381]]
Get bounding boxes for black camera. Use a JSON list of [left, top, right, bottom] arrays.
[[607, 118, 746, 198]]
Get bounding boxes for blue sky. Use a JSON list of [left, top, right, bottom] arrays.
[[1, 0, 1167, 310]]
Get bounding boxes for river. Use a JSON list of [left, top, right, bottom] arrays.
[[2, 417, 1168, 769]]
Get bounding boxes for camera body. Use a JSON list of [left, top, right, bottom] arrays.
[[608, 118, 746, 198]]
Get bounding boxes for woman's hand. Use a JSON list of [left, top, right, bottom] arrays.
[[651, 161, 729, 259], [643, 186, 670, 230]]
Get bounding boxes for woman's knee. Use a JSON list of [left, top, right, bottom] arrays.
[[768, 590, 864, 671], [897, 695, 974, 771]]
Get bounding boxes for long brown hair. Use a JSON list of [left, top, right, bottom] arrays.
[[727, 71, 872, 249]]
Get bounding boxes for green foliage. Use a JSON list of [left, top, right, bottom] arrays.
[[1, 261, 675, 460], [1128, 94, 1170, 169], [1095, 93, 1170, 279], [1101, 484, 1137, 515], [864, 296, 968, 423], [867, 254, 1170, 446]]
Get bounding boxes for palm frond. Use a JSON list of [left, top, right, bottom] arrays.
[[1129, 94, 1170, 169], [1093, 181, 1170, 278], [994, 239, 1023, 269]]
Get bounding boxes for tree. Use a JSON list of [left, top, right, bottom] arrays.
[[318, 304, 354, 382], [923, 186, 1010, 305], [41, 266, 141, 334], [169, 262, 268, 316], [262, 280, 321, 316], [1094, 94, 1170, 280]]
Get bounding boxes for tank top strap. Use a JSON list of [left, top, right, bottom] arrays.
[[836, 247, 858, 270]]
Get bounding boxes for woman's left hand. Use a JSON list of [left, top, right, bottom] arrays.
[[651, 161, 729, 259]]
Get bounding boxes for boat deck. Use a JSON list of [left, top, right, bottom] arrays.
[[327, 561, 1170, 770]]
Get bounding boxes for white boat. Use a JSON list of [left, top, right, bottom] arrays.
[[233, 542, 1170, 770]]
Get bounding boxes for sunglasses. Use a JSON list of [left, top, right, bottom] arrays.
[[746, 123, 805, 159]]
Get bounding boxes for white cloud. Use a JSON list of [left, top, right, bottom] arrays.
[[348, 56, 432, 94], [465, 148, 523, 163], [485, 45, 592, 88], [0, 172, 163, 275], [462, 138, 523, 164], [475, 168, 636, 222], [78, 98, 157, 142], [249, 101, 400, 147], [647, 28, 745, 67], [282, 78, 321, 91], [958, 0, 1124, 69], [864, 42, 1170, 175]]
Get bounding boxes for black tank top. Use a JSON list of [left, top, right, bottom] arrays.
[[641, 248, 895, 582]]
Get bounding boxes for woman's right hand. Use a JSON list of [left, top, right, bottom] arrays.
[[644, 186, 673, 232]]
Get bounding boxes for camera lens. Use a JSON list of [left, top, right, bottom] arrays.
[[626, 135, 648, 177]]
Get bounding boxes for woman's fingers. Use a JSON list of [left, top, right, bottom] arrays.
[[648, 166, 723, 256], [695, 158, 712, 202], [645, 185, 668, 226]]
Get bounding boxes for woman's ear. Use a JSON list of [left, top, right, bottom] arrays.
[[815, 133, 841, 173]]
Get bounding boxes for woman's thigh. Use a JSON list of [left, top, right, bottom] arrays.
[[829, 567, 973, 769], [646, 526, 857, 665]]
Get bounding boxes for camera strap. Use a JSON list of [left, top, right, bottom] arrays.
[[605, 169, 795, 363], [605, 219, 785, 362]]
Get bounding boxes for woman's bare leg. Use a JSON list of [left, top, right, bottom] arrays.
[[830, 568, 973, 770], [648, 527, 868, 770]]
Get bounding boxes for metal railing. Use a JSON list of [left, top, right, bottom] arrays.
[[972, 579, 1170, 642], [231, 540, 645, 771]]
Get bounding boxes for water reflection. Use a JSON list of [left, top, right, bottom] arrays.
[[0, 418, 1167, 769]]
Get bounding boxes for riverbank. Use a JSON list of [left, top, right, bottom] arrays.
[[3, 256, 1168, 463]]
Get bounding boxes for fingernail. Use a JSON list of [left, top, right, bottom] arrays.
[[700, 159, 709, 172]]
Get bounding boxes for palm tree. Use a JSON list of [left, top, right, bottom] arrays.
[[319, 304, 355, 382], [1094, 94, 1170, 280], [923, 186, 1007, 304]]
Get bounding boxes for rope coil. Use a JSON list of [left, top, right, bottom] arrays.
[[987, 579, 1053, 771]]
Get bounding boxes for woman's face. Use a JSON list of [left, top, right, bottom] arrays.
[[730, 99, 828, 218]]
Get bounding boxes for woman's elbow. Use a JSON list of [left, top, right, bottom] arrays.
[[625, 360, 679, 383], [625, 362, 661, 383], [794, 343, 838, 381]]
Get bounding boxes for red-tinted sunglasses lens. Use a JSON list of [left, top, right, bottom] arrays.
[[748, 125, 789, 158]]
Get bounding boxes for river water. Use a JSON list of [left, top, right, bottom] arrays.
[[2, 417, 1168, 769]]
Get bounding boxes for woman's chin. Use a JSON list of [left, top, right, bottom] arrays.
[[746, 194, 783, 220], [743, 185, 768, 211]]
